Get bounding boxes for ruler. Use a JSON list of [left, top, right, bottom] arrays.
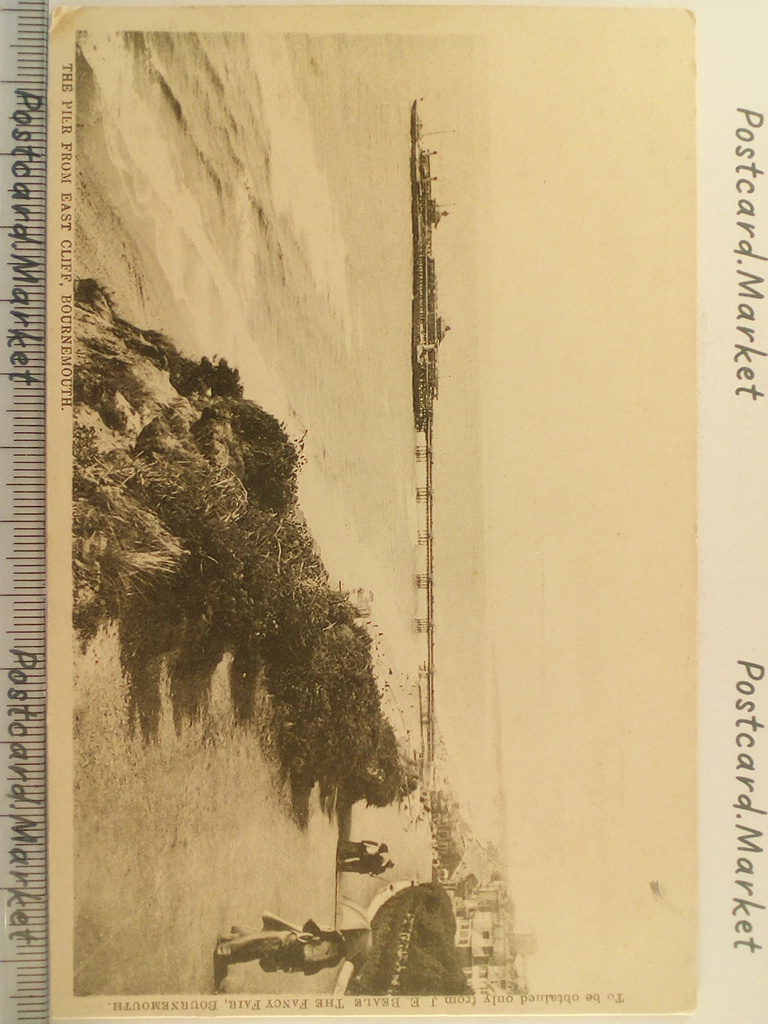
[[0, 0, 48, 1023]]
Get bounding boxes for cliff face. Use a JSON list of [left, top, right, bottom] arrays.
[[74, 279, 196, 444], [72, 278, 278, 650], [72, 279, 404, 822]]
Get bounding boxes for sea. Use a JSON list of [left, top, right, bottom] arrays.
[[74, 27, 498, 828]]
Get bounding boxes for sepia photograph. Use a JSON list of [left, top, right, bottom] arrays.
[[47, 6, 697, 1017]]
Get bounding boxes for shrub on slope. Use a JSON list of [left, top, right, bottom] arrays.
[[72, 278, 406, 820]]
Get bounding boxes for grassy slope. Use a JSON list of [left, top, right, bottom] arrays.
[[71, 281, 410, 993], [72, 280, 405, 821]]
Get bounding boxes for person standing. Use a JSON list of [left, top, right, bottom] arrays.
[[214, 917, 345, 991], [337, 839, 388, 861], [337, 851, 395, 876]]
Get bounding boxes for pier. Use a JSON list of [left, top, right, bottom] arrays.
[[416, 420, 436, 783], [410, 101, 448, 785]]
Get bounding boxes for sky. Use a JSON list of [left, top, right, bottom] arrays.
[[290, 15, 698, 1001]]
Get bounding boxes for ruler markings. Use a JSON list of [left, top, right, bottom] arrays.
[[0, 1, 48, 1019]]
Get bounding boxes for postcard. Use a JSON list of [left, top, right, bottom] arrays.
[[46, 6, 697, 1017]]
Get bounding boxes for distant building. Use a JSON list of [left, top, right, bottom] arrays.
[[429, 790, 467, 876], [445, 877, 529, 995]]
